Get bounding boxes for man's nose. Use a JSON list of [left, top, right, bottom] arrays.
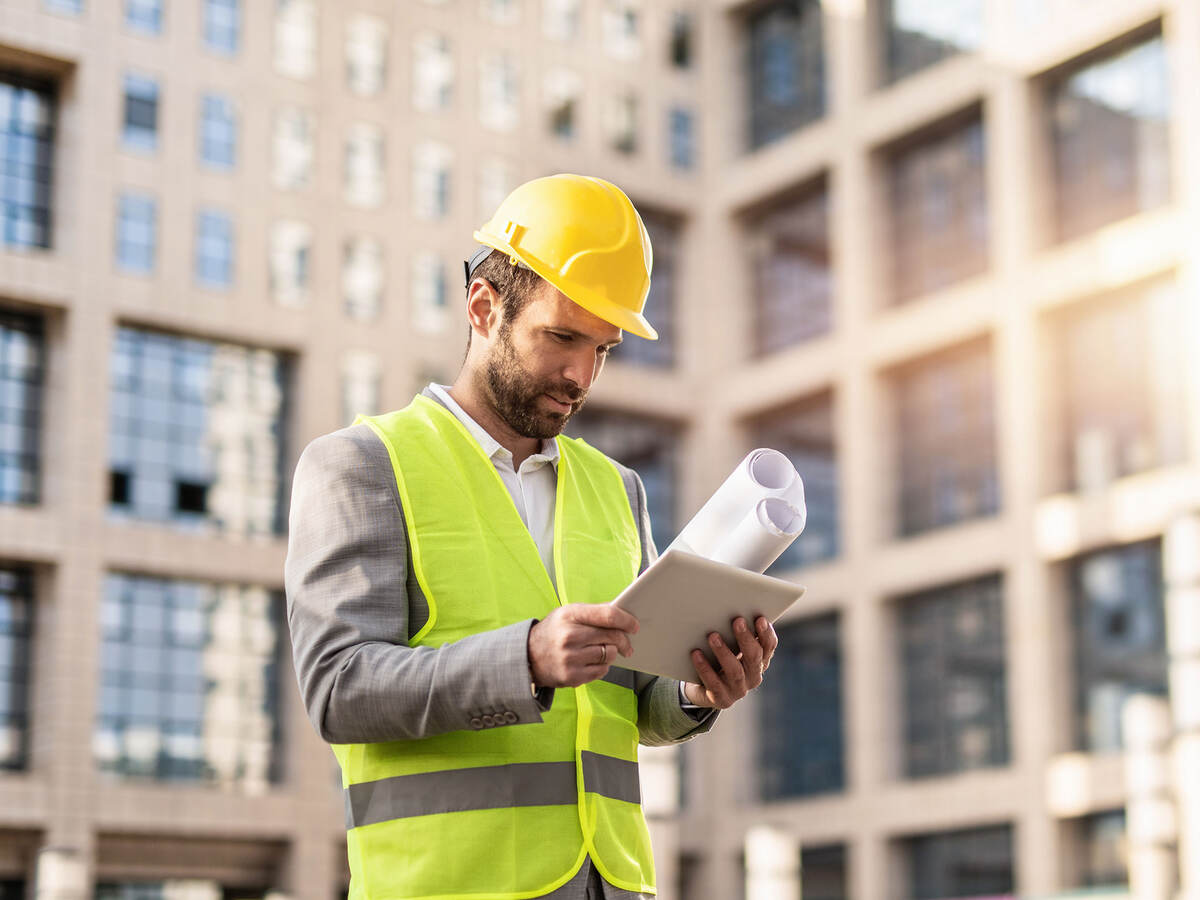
[[563, 349, 600, 394]]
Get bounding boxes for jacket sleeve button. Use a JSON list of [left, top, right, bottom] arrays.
[[482, 714, 495, 728], [504, 711, 518, 724], [469, 717, 483, 729]]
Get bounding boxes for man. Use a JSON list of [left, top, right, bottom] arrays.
[[285, 174, 777, 899]]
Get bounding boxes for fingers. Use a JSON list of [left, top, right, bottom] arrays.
[[756, 616, 778, 672], [579, 602, 640, 634], [690, 650, 729, 708], [733, 617, 765, 689]]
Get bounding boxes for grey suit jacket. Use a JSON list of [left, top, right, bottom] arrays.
[[284, 392, 716, 748]]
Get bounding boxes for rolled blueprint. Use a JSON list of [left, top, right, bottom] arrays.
[[666, 448, 806, 574]]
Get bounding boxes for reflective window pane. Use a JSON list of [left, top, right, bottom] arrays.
[[1071, 540, 1165, 753], [542, 0, 581, 40], [602, 0, 641, 60], [668, 107, 694, 170], [345, 15, 388, 97], [1070, 810, 1127, 889], [906, 825, 1014, 900], [479, 54, 519, 133], [272, 106, 314, 191], [412, 141, 451, 220], [0, 565, 34, 771], [194, 209, 234, 288], [893, 340, 999, 536], [96, 574, 282, 790], [1050, 35, 1169, 242], [343, 237, 384, 322], [125, 0, 163, 34], [203, 0, 240, 54], [750, 394, 838, 570], [887, 115, 988, 304], [122, 73, 159, 152], [411, 252, 448, 335], [413, 33, 454, 112], [746, 183, 832, 354], [800, 845, 848, 900], [274, 0, 317, 81], [0, 310, 43, 505], [199, 94, 236, 170], [745, 0, 825, 150], [0, 72, 55, 250], [1053, 281, 1185, 492], [341, 351, 381, 428], [618, 210, 677, 368], [543, 69, 580, 140], [604, 92, 638, 155], [344, 123, 385, 208], [108, 327, 288, 536], [116, 191, 157, 274], [269, 220, 311, 308], [566, 412, 679, 552], [758, 614, 843, 799], [882, 0, 983, 84], [899, 574, 1009, 778]]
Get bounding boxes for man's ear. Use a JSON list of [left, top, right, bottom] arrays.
[[465, 279, 502, 342]]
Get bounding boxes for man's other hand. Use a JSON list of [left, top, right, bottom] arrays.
[[683, 615, 778, 709], [528, 604, 640, 688]]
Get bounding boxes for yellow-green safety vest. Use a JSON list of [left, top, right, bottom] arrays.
[[335, 395, 656, 899]]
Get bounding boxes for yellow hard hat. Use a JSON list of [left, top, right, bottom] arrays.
[[473, 173, 658, 340]]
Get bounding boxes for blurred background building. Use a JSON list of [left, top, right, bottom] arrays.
[[0, 0, 1198, 899]]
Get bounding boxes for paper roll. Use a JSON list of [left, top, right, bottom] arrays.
[[666, 448, 807, 573]]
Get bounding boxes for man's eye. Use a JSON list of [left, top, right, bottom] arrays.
[[549, 332, 572, 343]]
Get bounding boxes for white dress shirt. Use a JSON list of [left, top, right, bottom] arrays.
[[429, 383, 560, 588]]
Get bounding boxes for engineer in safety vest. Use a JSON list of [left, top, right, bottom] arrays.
[[285, 174, 779, 900]]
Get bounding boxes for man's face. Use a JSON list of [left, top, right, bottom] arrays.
[[482, 284, 623, 440]]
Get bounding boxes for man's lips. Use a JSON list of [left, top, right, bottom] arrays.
[[543, 394, 574, 413]]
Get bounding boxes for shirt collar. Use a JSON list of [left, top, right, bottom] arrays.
[[427, 383, 559, 466]]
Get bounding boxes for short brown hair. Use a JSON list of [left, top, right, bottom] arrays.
[[465, 249, 545, 347]]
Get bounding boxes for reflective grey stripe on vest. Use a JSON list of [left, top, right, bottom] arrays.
[[345, 754, 641, 829], [600, 666, 637, 690]]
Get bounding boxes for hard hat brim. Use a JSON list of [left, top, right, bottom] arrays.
[[473, 231, 659, 341]]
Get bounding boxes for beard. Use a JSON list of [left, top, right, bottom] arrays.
[[483, 325, 587, 440]]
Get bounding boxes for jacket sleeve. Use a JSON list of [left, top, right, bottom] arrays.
[[619, 466, 719, 747], [284, 428, 547, 743]]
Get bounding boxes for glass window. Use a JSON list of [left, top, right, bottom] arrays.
[[95, 574, 282, 789], [194, 209, 234, 288], [116, 191, 156, 274], [203, 0, 240, 55], [412, 141, 452, 220], [605, 92, 638, 155], [0, 881, 25, 900], [882, 0, 983, 84], [344, 122, 385, 208], [271, 106, 314, 190], [1071, 540, 1165, 753], [482, 0, 519, 25], [346, 15, 388, 97], [669, 11, 694, 68], [341, 351, 381, 427], [1069, 810, 1127, 889], [750, 394, 838, 570], [478, 158, 514, 223], [1049, 34, 1169, 243], [411, 252, 448, 335], [198, 93, 236, 170], [268, 220, 311, 308], [602, 0, 641, 60], [121, 73, 159, 152], [108, 327, 288, 536], [905, 825, 1014, 900], [746, 0, 825, 150], [479, 54, 520, 132], [898, 574, 1009, 778], [542, 0, 581, 40], [274, 0, 317, 81], [1, 72, 56, 250], [758, 613, 843, 799], [668, 107, 694, 170], [43, 0, 82, 15], [125, 0, 163, 34], [800, 845, 848, 900], [618, 210, 678, 368], [887, 114, 988, 304], [746, 183, 832, 354], [0, 311, 43, 505], [565, 412, 679, 552], [413, 33, 454, 112], [1053, 282, 1185, 492], [0, 565, 34, 770], [893, 340, 999, 536], [343, 237, 384, 322], [544, 68, 581, 140]]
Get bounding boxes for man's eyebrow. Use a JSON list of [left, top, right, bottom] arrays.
[[552, 326, 623, 347]]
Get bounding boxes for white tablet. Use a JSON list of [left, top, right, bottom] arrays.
[[609, 549, 805, 683]]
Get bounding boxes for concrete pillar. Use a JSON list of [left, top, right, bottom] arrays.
[[33, 849, 86, 900], [1164, 514, 1200, 899], [1121, 694, 1176, 900], [744, 825, 800, 900], [641, 744, 681, 900]]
